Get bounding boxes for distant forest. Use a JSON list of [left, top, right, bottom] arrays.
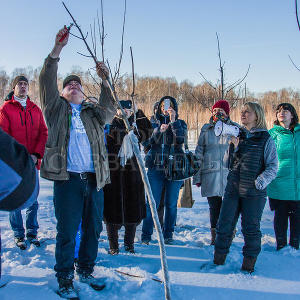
[[1, 66, 299, 130]]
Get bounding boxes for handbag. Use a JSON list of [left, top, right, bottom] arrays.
[[164, 133, 201, 181], [177, 178, 195, 208]]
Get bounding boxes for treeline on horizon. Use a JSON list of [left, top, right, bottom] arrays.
[[0, 66, 299, 130]]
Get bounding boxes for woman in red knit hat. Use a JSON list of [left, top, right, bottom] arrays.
[[193, 99, 239, 245]]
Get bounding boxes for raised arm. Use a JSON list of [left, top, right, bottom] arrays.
[[39, 27, 69, 118]]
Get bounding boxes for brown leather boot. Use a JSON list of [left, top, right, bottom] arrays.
[[241, 256, 257, 273], [213, 252, 227, 265], [210, 228, 216, 245]]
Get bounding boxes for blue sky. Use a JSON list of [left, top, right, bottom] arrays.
[[1, 0, 300, 94]]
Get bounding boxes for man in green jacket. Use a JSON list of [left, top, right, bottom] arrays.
[[39, 26, 117, 298]]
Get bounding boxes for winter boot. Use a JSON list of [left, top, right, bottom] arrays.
[[213, 251, 227, 265], [106, 224, 119, 255], [57, 278, 78, 299], [78, 273, 106, 291], [15, 237, 27, 250], [124, 244, 135, 253], [210, 228, 216, 245], [27, 234, 41, 247], [289, 238, 299, 250], [124, 224, 137, 254], [276, 237, 287, 251], [241, 256, 257, 273], [164, 237, 174, 245]]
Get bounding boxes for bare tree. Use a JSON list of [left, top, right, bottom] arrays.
[[196, 32, 250, 110]]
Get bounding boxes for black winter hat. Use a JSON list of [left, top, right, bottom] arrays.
[[63, 75, 82, 89], [120, 100, 132, 109], [12, 75, 28, 89]]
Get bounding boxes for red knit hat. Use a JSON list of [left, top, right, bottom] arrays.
[[212, 100, 230, 115]]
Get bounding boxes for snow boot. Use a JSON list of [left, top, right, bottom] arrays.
[[78, 273, 106, 291], [108, 248, 119, 255], [289, 238, 299, 250], [27, 235, 41, 247], [213, 251, 226, 265], [141, 239, 150, 245], [164, 237, 174, 245], [57, 278, 78, 299], [15, 237, 27, 250], [276, 237, 287, 251], [124, 224, 136, 254], [241, 256, 257, 273], [210, 228, 216, 245], [106, 223, 119, 255], [124, 244, 135, 253]]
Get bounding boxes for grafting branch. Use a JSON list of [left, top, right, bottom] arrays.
[[216, 33, 225, 99], [130, 46, 137, 123], [224, 64, 251, 99], [113, 0, 127, 84], [62, 2, 172, 299], [97, 0, 106, 62]]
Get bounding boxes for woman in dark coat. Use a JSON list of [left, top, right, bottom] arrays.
[[141, 96, 187, 244], [103, 100, 153, 254]]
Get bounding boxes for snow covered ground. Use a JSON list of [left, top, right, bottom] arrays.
[[0, 176, 300, 300]]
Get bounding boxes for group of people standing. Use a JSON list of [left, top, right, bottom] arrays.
[[194, 99, 299, 273], [0, 26, 187, 299], [0, 25, 299, 299]]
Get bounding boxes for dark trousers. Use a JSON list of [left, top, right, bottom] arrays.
[[270, 198, 300, 249], [215, 191, 266, 258], [53, 172, 104, 280], [207, 196, 222, 229], [158, 186, 166, 227], [106, 223, 137, 249]]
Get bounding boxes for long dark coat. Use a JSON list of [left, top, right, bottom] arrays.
[[103, 110, 153, 224]]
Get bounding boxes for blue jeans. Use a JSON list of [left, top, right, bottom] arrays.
[[142, 168, 183, 240], [9, 201, 39, 238], [53, 172, 104, 280]]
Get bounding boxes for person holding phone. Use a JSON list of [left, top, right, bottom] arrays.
[[142, 96, 187, 244]]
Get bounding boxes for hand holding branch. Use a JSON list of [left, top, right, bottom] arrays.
[[96, 61, 109, 87]]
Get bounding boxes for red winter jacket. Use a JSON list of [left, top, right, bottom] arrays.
[[0, 92, 48, 169]]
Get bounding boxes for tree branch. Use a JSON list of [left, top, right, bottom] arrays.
[[224, 64, 251, 98]]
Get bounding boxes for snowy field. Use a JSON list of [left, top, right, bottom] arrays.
[[0, 176, 300, 300]]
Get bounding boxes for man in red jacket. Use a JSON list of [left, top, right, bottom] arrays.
[[0, 75, 48, 250]]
